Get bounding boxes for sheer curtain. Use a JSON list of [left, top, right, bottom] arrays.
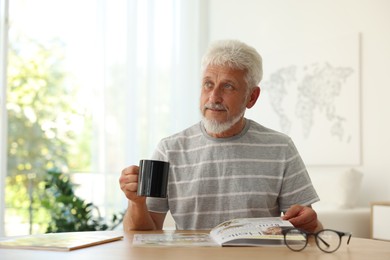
[[0, 0, 208, 235], [73, 0, 208, 219]]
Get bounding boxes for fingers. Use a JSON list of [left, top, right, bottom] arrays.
[[120, 167, 138, 186], [282, 204, 302, 219], [119, 165, 142, 201], [283, 205, 319, 233]]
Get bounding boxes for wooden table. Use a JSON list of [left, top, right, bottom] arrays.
[[1, 230, 389, 260]]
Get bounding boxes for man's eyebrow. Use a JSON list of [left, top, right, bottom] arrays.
[[224, 78, 236, 83], [221, 78, 238, 85], [202, 76, 238, 84]]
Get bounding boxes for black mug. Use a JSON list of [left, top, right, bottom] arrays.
[[137, 160, 169, 198]]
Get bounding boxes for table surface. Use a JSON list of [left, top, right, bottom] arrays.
[[1, 230, 390, 260]]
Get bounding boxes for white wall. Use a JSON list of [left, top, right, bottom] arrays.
[[207, 0, 390, 206]]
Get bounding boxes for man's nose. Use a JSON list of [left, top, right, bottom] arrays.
[[209, 87, 222, 102]]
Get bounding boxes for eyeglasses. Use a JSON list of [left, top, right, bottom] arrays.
[[282, 228, 352, 253]]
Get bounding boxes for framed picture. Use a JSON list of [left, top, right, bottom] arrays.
[[371, 201, 390, 241]]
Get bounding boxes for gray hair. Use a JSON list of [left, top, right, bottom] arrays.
[[201, 40, 263, 89]]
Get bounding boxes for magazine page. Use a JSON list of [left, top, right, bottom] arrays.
[[210, 217, 293, 247], [132, 217, 295, 247], [132, 232, 218, 247]]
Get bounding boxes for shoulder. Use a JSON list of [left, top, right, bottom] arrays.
[[246, 120, 304, 159], [152, 122, 203, 159], [246, 119, 292, 144]]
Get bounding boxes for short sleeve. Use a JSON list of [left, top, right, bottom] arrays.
[[278, 139, 320, 211]]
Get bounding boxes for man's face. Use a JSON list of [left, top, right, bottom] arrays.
[[200, 65, 250, 134]]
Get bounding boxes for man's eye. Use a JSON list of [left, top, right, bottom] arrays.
[[204, 82, 213, 88], [224, 84, 233, 89]]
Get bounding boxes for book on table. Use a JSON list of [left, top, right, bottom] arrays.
[[132, 217, 303, 247], [0, 231, 123, 251]]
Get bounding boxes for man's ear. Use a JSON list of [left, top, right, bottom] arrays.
[[246, 86, 260, 109]]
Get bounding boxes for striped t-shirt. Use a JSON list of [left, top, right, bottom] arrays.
[[147, 119, 319, 230]]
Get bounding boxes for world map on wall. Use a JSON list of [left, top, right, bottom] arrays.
[[261, 62, 354, 143], [246, 34, 361, 165]]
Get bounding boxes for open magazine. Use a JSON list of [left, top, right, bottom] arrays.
[[133, 217, 297, 247]]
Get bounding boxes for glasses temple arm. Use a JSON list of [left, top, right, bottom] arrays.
[[317, 236, 331, 248], [346, 233, 352, 245]]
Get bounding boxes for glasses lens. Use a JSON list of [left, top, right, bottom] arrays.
[[316, 230, 342, 253], [284, 229, 307, 251]]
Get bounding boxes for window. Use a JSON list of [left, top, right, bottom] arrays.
[[0, 0, 207, 236]]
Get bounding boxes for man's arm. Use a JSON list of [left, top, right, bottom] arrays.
[[282, 204, 323, 233], [120, 165, 166, 231], [122, 200, 166, 231]]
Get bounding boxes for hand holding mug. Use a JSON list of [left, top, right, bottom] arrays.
[[120, 160, 169, 203], [119, 165, 146, 203]]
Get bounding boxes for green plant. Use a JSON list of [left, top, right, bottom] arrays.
[[42, 168, 123, 233], [6, 37, 93, 233]]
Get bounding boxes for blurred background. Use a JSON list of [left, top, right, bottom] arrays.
[[1, 0, 389, 237]]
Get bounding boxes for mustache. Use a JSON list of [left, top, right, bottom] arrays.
[[204, 103, 227, 111]]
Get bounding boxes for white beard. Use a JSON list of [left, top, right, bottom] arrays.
[[202, 109, 245, 134]]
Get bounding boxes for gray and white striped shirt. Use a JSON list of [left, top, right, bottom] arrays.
[[147, 119, 319, 230]]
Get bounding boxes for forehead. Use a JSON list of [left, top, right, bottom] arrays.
[[203, 65, 246, 81]]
